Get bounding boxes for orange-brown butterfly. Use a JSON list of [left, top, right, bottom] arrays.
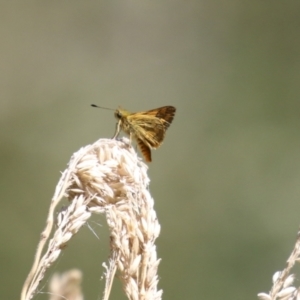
[[91, 104, 176, 162]]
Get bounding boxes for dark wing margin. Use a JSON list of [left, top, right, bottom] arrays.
[[139, 106, 176, 125], [137, 138, 152, 162], [155, 106, 176, 129]]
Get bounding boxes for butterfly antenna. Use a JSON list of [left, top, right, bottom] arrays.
[[91, 104, 114, 111]]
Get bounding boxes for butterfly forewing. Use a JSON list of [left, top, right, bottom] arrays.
[[131, 118, 164, 147], [138, 106, 176, 124], [128, 106, 176, 145], [155, 106, 176, 125], [123, 106, 176, 161]]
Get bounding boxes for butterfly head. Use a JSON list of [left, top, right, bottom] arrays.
[[114, 109, 123, 120]]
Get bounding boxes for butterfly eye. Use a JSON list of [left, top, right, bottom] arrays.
[[115, 110, 122, 119]]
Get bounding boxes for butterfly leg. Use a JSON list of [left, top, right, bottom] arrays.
[[129, 133, 137, 150], [112, 121, 121, 139], [129, 132, 133, 144]]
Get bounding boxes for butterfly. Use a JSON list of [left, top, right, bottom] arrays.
[[91, 105, 176, 162]]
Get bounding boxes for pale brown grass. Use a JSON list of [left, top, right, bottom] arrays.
[[21, 138, 162, 300], [258, 230, 300, 300]]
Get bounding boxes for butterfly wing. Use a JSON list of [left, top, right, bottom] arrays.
[[139, 106, 176, 129], [137, 138, 152, 162], [151, 106, 176, 129], [129, 106, 176, 148]]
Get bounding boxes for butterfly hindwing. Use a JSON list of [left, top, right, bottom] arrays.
[[137, 138, 152, 162]]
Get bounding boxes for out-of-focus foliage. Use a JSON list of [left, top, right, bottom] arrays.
[[1, 1, 300, 299]]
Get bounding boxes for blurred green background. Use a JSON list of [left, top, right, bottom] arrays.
[[1, 1, 300, 299]]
